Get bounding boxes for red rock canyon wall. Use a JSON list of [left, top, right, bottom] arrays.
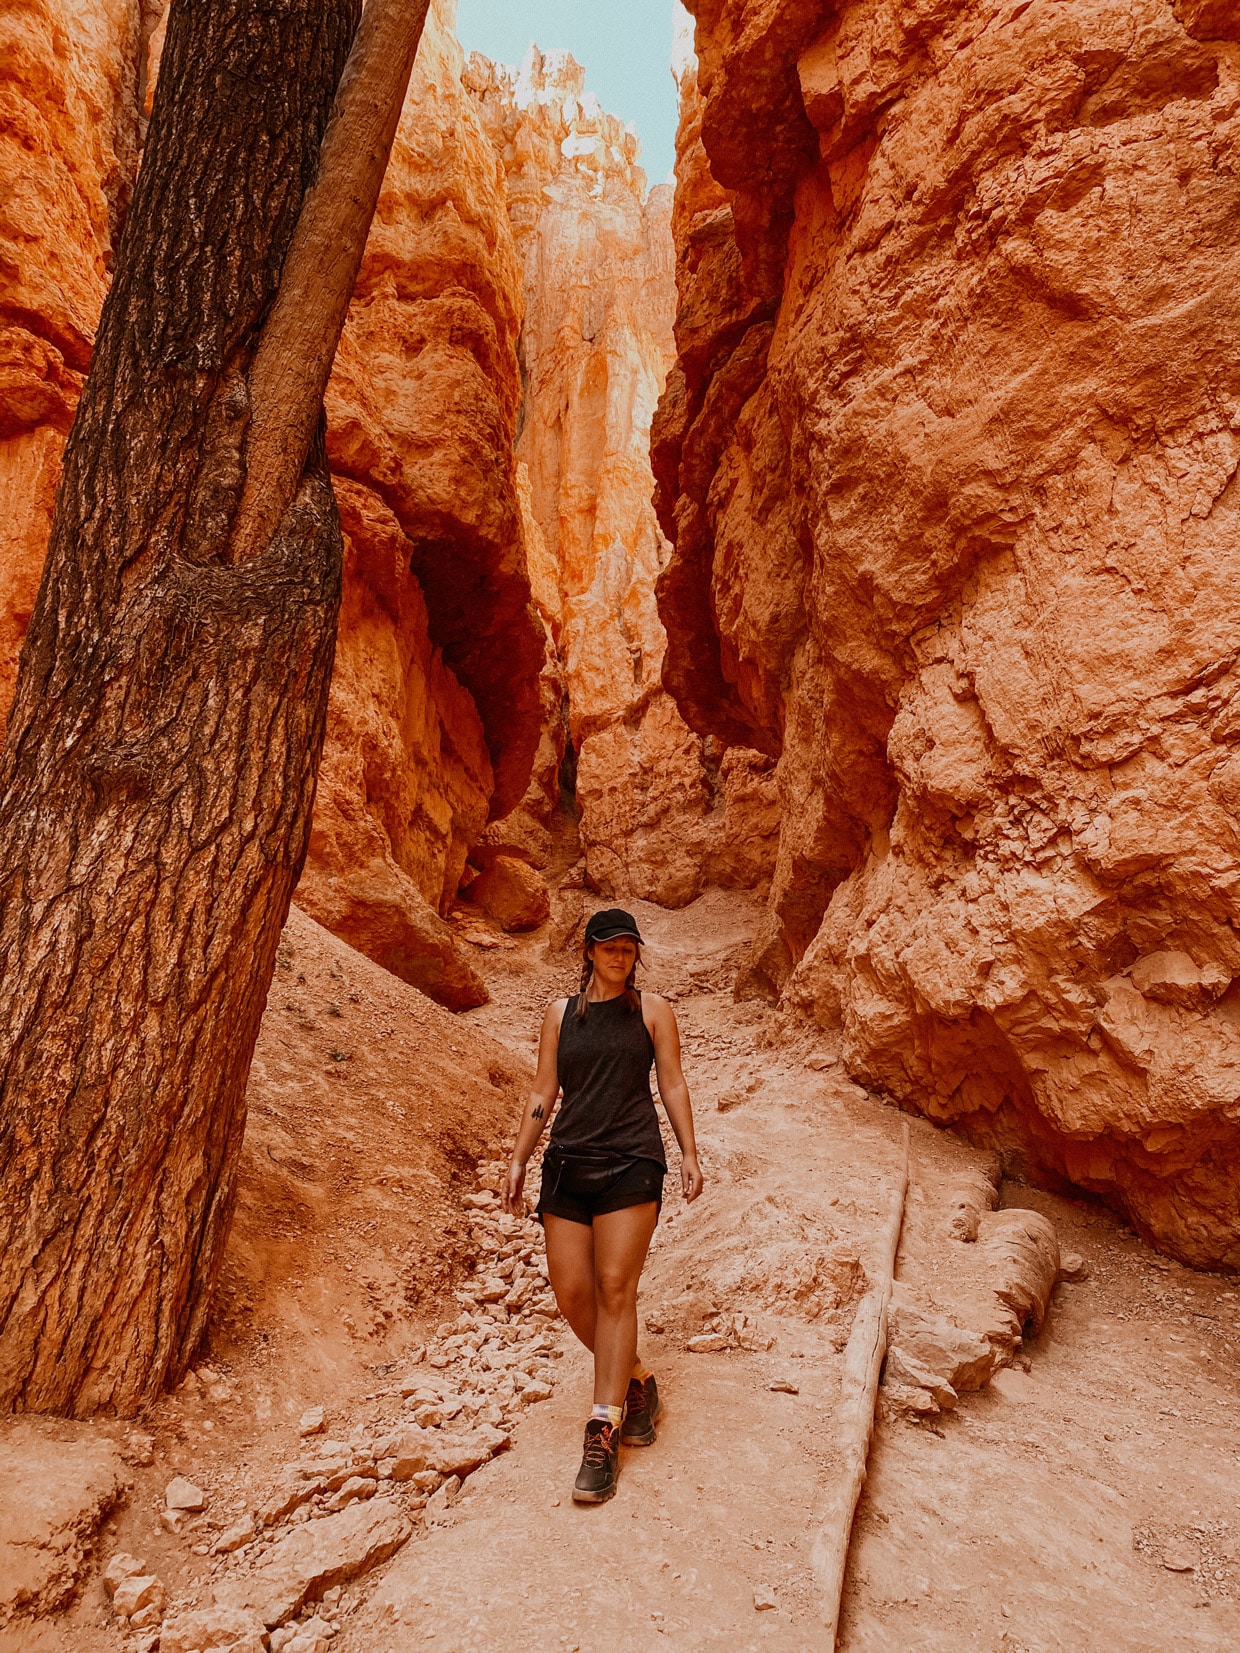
[[657, 0, 1240, 1265], [299, 1, 544, 1004], [0, 0, 544, 1009], [0, 0, 146, 720], [468, 46, 779, 908]]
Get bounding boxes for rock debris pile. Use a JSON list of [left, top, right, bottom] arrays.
[[104, 1158, 565, 1653]]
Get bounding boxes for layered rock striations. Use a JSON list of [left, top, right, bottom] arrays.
[[299, 0, 544, 1002], [468, 47, 778, 907], [0, 0, 544, 1008], [0, 0, 151, 719], [658, 0, 1240, 1264]]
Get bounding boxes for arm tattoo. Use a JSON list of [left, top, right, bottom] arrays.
[[531, 1104, 545, 1120]]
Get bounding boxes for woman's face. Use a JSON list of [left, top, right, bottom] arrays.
[[590, 937, 637, 986]]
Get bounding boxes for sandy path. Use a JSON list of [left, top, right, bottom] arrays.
[[343, 894, 901, 1649], [848, 1179, 1240, 1650], [352, 1349, 825, 1651], [340, 891, 1240, 1651], [13, 890, 1237, 1651]]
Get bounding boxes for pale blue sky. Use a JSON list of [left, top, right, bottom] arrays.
[[456, 0, 680, 185]]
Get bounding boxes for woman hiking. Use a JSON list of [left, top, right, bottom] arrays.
[[502, 907, 703, 1504]]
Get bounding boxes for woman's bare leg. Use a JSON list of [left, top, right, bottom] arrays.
[[543, 1215, 597, 1352], [591, 1203, 658, 1407]]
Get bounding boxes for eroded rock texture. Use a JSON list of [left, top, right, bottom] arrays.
[[298, 0, 544, 1004], [469, 47, 778, 906], [0, 0, 544, 1009], [658, 0, 1240, 1264], [0, 0, 148, 719]]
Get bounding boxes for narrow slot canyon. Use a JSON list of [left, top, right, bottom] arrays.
[[2, 1, 1240, 1650]]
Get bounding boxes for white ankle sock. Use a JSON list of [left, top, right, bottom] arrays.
[[591, 1403, 623, 1428]]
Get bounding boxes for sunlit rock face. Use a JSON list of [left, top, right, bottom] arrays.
[[0, 0, 145, 719], [300, 0, 544, 1006], [658, 0, 1240, 1264], [0, 0, 544, 1009], [468, 45, 778, 907]]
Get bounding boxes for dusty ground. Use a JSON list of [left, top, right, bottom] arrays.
[[848, 1181, 1240, 1651], [0, 904, 527, 1653], [4, 886, 1240, 1651], [338, 893, 1240, 1652]]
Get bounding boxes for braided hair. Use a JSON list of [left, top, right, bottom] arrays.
[[575, 941, 643, 1020]]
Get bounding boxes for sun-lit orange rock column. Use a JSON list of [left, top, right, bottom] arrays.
[[655, 0, 1240, 1265], [468, 44, 779, 907]]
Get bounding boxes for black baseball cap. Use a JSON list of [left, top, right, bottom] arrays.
[[585, 907, 644, 945]]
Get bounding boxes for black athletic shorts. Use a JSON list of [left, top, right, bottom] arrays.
[[537, 1153, 666, 1227]]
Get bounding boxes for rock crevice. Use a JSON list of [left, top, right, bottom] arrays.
[[468, 43, 779, 908]]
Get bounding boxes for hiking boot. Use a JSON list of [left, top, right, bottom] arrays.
[[572, 1418, 620, 1504], [621, 1374, 662, 1446]]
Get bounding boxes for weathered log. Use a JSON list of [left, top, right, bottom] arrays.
[[945, 1158, 1000, 1242], [812, 1120, 911, 1645]]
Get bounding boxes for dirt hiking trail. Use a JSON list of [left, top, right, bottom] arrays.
[[344, 893, 1240, 1652], [5, 891, 1240, 1653]]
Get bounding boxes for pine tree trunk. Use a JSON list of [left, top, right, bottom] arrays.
[[0, 0, 368, 1417]]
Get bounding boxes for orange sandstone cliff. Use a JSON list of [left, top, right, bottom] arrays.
[[468, 46, 779, 908], [0, 0, 544, 1008], [0, 0, 147, 720], [298, 1, 545, 1004], [656, 0, 1240, 1265]]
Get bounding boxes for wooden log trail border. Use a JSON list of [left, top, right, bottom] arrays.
[[813, 1119, 912, 1645]]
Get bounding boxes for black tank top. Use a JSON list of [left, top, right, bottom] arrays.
[[551, 993, 666, 1167]]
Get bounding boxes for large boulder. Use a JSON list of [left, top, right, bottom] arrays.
[[470, 855, 551, 933], [295, 854, 487, 1011], [160, 1606, 268, 1653], [0, 1420, 129, 1623], [215, 1499, 412, 1629], [388, 1423, 509, 1482]]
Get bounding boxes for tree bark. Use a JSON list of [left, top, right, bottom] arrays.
[[231, 0, 432, 562], [0, 0, 423, 1416]]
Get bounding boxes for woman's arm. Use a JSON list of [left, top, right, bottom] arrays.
[[645, 995, 704, 1203], [501, 999, 564, 1214]]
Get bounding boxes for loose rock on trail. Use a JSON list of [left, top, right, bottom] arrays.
[[340, 894, 1240, 1652], [5, 890, 1240, 1651]]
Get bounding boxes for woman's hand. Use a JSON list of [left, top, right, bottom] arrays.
[[501, 1158, 527, 1216], [647, 994, 701, 1203], [680, 1153, 704, 1203]]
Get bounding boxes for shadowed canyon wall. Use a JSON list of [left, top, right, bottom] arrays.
[[468, 46, 779, 908], [299, 1, 545, 1005], [0, 0, 544, 1009], [656, 0, 1240, 1265]]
